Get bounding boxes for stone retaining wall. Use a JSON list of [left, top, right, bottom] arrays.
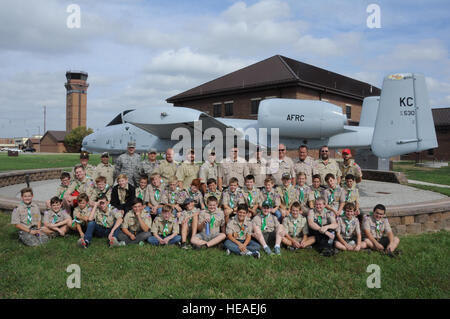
[[0, 168, 63, 188], [362, 169, 408, 184]]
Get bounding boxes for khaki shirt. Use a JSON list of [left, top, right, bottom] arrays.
[[139, 159, 160, 179], [151, 216, 179, 236], [283, 214, 309, 238], [72, 164, 96, 180], [199, 161, 219, 183], [295, 185, 311, 206], [176, 161, 200, 190], [323, 186, 345, 211], [252, 213, 280, 233], [308, 208, 336, 227], [94, 205, 123, 228], [259, 189, 281, 208], [293, 156, 317, 186], [226, 216, 253, 240], [307, 187, 324, 204], [203, 190, 222, 206], [179, 208, 200, 226], [315, 159, 342, 185], [222, 188, 245, 209], [148, 186, 164, 207], [362, 215, 392, 240], [155, 160, 179, 184], [198, 209, 225, 236], [43, 209, 71, 225], [267, 156, 295, 186], [339, 159, 362, 184], [95, 163, 115, 186], [121, 210, 153, 233], [337, 216, 361, 240], [73, 205, 93, 224], [241, 187, 261, 208], [342, 186, 359, 205], [67, 177, 95, 197], [117, 185, 129, 204], [186, 189, 204, 208], [276, 185, 298, 208], [247, 158, 269, 188], [161, 188, 188, 205], [218, 157, 249, 187], [88, 185, 112, 202], [11, 202, 41, 228], [135, 186, 149, 203], [56, 184, 69, 200]]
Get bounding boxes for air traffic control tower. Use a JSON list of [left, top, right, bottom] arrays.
[[65, 70, 89, 132]]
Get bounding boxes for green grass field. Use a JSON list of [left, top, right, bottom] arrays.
[[0, 213, 449, 299], [393, 161, 450, 186]]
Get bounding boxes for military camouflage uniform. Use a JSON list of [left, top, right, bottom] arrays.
[[139, 159, 160, 179], [114, 152, 141, 186]]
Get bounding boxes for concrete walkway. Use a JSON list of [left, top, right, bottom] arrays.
[[408, 179, 450, 189]]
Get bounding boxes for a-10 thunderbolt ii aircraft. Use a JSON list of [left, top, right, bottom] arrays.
[[82, 73, 437, 160]]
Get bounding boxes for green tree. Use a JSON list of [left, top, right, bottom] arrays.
[[64, 126, 93, 153]]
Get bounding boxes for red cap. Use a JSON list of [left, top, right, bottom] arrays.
[[342, 148, 351, 155]]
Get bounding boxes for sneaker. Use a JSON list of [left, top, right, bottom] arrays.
[[386, 248, 395, 258], [320, 248, 332, 257], [119, 241, 126, 247], [252, 251, 261, 259], [138, 241, 145, 247], [288, 246, 296, 252], [77, 238, 88, 248], [226, 248, 231, 255], [264, 246, 273, 255], [394, 249, 403, 256], [274, 246, 281, 255], [181, 242, 189, 250], [109, 237, 120, 248]]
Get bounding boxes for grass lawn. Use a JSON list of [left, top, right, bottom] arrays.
[[0, 213, 449, 299], [393, 161, 450, 186]]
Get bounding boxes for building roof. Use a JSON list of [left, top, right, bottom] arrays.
[[42, 130, 67, 142], [432, 107, 450, 126], [167, 55, 381, 103]]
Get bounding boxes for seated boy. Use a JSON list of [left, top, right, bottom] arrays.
[[161, 176, 188, 217], [295, 172, 311, 216], [203, 178, 222, 206], [147, 173, 165, 218], [179, 198, 200, 249], [363, 204, 401, 257], [78, 194, 123, 248], [190, 196, 226, 249], [110, 174, 136, 217], [323, 173, 345, 217], [335, 202, 367, 252], [224, 203, 261, 258], [307, 197, 338, 257], [259, 177, 282, 222], [11, 187, 49, 246], [222, 177, 245, 224], [241, 175, 261, 218], [342, 174, 361, 218], [252, 200, 284, 256], [282, 202, 315, 250], [72, 193, 95, 239], [186, 179, 205, 210], [277, 173, 297, 218], [135, 175, 149, 203], [47, 171, 71, 209], [148, 204, 181, 246], [308, 174, 323, 210], [41, 197, 73, 237], [117, 198, 152, 245], [88, 175, 112, 206]]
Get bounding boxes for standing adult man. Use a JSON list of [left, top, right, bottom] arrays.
[[293, 145, 316, 186], [199, 149, 219, 193], [114, 141, 141, 187], [247, 146, 268, 188], [218, 147, 249, 190], [95, 152, 115, 187], [176, 149, 200, 190], [72, 151, 96, 180], [268, 144, 295, 186], [139, 148, 160, 180], [315, 146, 342, 186], [339, 149, 363, 186], [155, 148, 178, 185]]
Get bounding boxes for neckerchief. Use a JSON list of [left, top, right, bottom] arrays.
[[328, 188, 336, 205], [314, 189, 320, 199], [375, 220, 382, 237], [59, 188, 67, 200], [261, 213, 268, 231], [343, 217, 352, 234], [292, 217, 298, 237], [239, 220, 245, 238], [102, 214, 108, 227], [154, 189, 161, 201], [266, 191, 274, 206], [52, 213, 59, 224], [162, 220, 169, 237], [137, 189, 143, 200], [345, 190, 352, 202], [299, 187, 304, 203], [284, 189, 289, 206], [26, 206, 32, 225], [229, 192, 235, 208], [170, 191, 176, 204], [247, 191, 253, 206]]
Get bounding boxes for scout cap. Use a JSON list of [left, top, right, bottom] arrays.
[[262, 200, 272, 208], [183, 198, 194, 206], [127, 141, 136, 148], [148, 148, 157, 154], [342, 148, 351, 155], [282, 173, 291, 180], [101, 152, 109, 158], [80, 151, 89, 159]]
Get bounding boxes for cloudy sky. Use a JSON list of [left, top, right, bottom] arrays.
[[0, 0, 449, 137]]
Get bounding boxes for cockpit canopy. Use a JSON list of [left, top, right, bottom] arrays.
[[106, 109, 135, 126]]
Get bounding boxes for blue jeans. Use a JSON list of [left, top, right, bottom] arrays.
[[274, 210, 282, 222], [147, 234, 181, 246], [224, 239, 261, 255], [84, 221, 120, 243]]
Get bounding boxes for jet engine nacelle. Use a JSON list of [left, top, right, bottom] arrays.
[[257, 98, 347, 138]]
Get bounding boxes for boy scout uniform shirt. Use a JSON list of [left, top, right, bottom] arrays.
[[176, 161, 200, 190], [43, 209, 71, 225], [186, 189, 204, 207], [252, 213, 280, 233], [226, 216, 253, 240], [198, 209, 225, 236], [94, 205, 123, 228], [294, 156, 317, 185], [155, 160, 179, 184], [339, 159, 362, 184], [295, 185, 311, 206], [11, 202, 41, 228], [73, 205, 92, 224], [122, 210, 153, 233], [67, 177, 95, 197], [56, 184, 69, 200], [276, 185, 298, 208], [161, 188, 188, 205], [222, 188, 245, 209], [241, 187, 261, 208], [283, 214, 309, 238], [315, 159, 342, 185], [203, 190, 222, 206], [343, 186, 359, 205], [95, 163, 115, 186], [72, 164, 96, 180], [218, 157, 249, 187], [151, 216, 179, 236], [323, 186, 345, 211], [268, 156, 295, 186], [117, 185, 130, 204], [139, 159, 160, 178], [307, 187, 324, 203], [148, 186, 164, 207], [135, 186, 149, 203], [179, 208, 200, 226], [247, 158, 268, 188], [308, 209, 336, 227], [362, 215, 392, 240], [199, 161, 219, 184], [88, 185, 112, 202], [337, 216, 361, 240], [259, 189, 281, 208]]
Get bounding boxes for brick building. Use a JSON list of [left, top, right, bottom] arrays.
[[166, 55, 380, 126], [40, 131, 67, 153]]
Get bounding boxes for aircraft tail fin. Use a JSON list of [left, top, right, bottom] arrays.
[[371, 73, 437, 158], [359, 96, 380, 127]]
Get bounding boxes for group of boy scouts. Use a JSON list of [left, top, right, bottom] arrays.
[[11, 141, 401, 258]]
